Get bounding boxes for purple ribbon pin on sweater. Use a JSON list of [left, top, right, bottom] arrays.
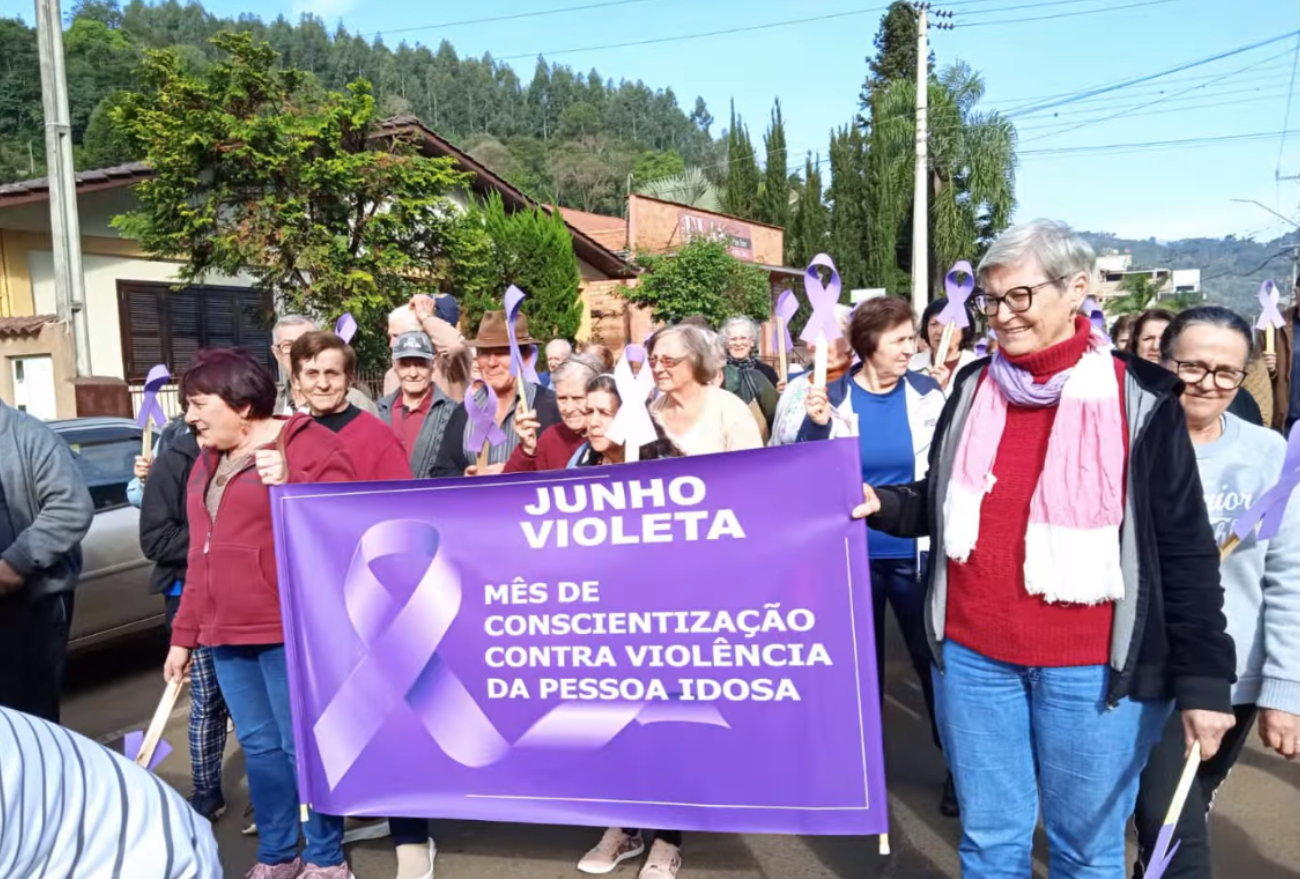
[[505, 285, 541, 385], [312, 520, 728, 789], [1233, 421, 1300, 543], [335, 313, 358, 345], [798, 254, 844, 346], [1257, 280, 1286, 332], [136, 364, 170, 431], [939, 261, 975, 329], [773, 289, 798, 351], [466, 380, 507, 454]]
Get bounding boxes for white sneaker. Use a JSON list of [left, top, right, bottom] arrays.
[[395, 838, 436, 879], [578, 828, 646, 874], [637, 839, 680, 879], [342, 818, 392, 845]]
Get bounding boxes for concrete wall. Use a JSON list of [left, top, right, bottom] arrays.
[[0, 322, 77, 419]]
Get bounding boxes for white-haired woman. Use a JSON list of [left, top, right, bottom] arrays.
[[1133, 305, 1299, 879], [507, 354, 604, 472], [720, 316, 779, 440], [648, 325, 763, 455], [768, 305, 853, 446], [852, 219, 1236, 878]]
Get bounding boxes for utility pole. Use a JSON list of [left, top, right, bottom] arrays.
[[35, 0, 91, 376], [910, 3, 953, 315]]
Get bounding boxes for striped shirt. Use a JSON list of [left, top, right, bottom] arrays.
[[460, 381, 543, 466], [0, 706, 221, 879]]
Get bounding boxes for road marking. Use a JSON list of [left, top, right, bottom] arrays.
[[885, 693, 922, 722]]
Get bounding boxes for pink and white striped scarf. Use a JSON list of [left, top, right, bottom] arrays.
[[942, 329, 1126, 604]]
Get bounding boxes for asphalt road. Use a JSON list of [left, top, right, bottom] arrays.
[[62, 629, 1299, 879]]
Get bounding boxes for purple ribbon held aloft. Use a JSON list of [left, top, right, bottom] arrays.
[[1257, 280, 1286, 331], [799, 254, 844, 345], [505, 285, 541, 386], [1233, 421, 1300, 543], [939, 261, 975, 329], [136, 364, 170, 430], [335, 313, 358, 345], [466, 380, 507, 452], [773, 289, 798, 351]]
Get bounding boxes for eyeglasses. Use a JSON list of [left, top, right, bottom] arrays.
[[1173, 361, 1247, 391], [974, 276, 1066, 317], [274, 341, 295, 353], [649, 355, 685, 368]]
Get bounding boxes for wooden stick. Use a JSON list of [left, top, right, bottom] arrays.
[[878, 833, 891, 856], [814, 332, 829, 388], [776, 317, 789, 386], [142, 422, 153, 459], [476, 440, 490, 472], [624, 442, 641, 463], [933, 321, 957, 369], [1265, 326, 1276, 356], [1218, 533, 1242, 562], [1164, 740, 1202, 826], [135, 678, 183, 768]]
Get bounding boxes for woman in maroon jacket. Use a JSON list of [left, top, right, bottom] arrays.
[[163, 348, 357, 879], [505, 354, 602, 473]]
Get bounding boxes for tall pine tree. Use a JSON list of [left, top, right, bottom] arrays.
[[787, 153, 828, 269], [759, 99, 790, 230], [722, 100, 761, 220], [826, 125, 871, 291]]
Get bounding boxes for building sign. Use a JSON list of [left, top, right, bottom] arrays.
[[679, 209, 755, 261]]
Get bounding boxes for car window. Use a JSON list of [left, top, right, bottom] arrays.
[[58, 431, 138, 512]]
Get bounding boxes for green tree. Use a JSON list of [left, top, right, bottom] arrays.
[[636, 167, 722, 212], [787, 154, 828, 268], [722, 101, 760, 220], [111, 31, 475, 371], [1106, 273, 1203, 315], [459, 192, 583, 341], [759, 99, 790, 230], [625, 236, 771, 327], [827, 125, 871, 290], [631, 148, 685, 187], [857, 1, 919, 129], [77, 90, 139, 168], [64, 17, 139, 143]]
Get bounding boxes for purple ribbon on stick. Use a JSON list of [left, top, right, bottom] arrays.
[[121, 731, 172, 771], [1257, 280, 1286, 331], [505, 285, 541, 385], [1143, 823, 1183, 879], [335, 313, 358, 344], [1082, 296, 1109, 339], [312, 519, 728, 789], [799, 254, 844, 345], [1233, 421, 1300, 543], [940, 261, 975, 329], [773, 289, 798, 351], [466, 380, 507, 452], [136, 364, 170, 430]]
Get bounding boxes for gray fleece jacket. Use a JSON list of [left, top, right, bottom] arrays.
[[0, 401, 94, 597]]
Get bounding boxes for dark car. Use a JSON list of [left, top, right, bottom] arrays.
[[49, 417, 163, 651]]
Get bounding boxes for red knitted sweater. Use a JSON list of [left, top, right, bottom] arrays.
[[945, 318, 1127, 667]]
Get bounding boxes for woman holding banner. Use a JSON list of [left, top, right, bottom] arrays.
[[851, 219, 1237, 879], [800, 296, 952, 813], [647, 325, 763, 455], [1133, 306, 1299, 879], [162, 348, 358, 879], [506, 355, 603, 473]]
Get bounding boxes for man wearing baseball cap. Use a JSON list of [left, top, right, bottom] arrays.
[[383, 293, 471, 403], [378, 331, 460, 478]]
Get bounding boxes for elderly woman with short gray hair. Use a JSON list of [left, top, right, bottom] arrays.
[[852, 219, 1237, 878], [506, 354, 604, 473], [720, 316, 779, 439], [648, 325, 762, 455]]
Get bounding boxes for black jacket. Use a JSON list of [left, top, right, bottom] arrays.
[[870, 353, 1236, 712], [138, 420, 200, 595], [430, 382, 561, 478]]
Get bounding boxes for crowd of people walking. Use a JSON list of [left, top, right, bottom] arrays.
[[0, 219, 1295, 879]]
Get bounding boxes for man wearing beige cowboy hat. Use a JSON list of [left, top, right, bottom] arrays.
[[429, 310, 561, 478]]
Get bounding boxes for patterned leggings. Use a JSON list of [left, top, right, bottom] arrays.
[[166, 596, 230, 802]]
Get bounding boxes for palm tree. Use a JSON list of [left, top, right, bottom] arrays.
[[637, 167, 723, 213], [1107, 273, 1203, 315], [867, 62, 1017, 290]]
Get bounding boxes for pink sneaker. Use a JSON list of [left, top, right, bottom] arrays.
[[244, 861, 301, 879], [578, 828, 645, 874], [299, 865, 355, 879], [638, 839, 680, 879]]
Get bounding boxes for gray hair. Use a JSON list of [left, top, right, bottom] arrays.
[[649, 324, 723, 385], [721, 316, 760, 344], [551, 353, 603, 388], [977, 219, 1096, 291], [273, 314, 316, 341], [1159, 305, 1255, 365], [546, 339, 574, 358]]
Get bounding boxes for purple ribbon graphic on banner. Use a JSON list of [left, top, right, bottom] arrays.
[[505, 285, 541, 385], [122, 731, 172, 771], [799, 254, 844, 345], [940, 261, 974, 329], [335, 313, 358, 344], [1257, 280, 1286, 331], [773, 289, 798, 351], [136, 364, 170, 430], [1233, 421, 1300, 543], [466, 380, 506, 452], [313, 520, 727, 789]]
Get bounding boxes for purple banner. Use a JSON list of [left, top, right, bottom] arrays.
[[270, 440, 887, 835]]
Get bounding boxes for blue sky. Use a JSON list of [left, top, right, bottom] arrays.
[[7, 0, 1299, 241]]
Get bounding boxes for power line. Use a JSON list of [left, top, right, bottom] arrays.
[[1278, 33, 1300, 175], [957, 0, 1183, 28], [360, 0, 655, 40], [1019, 129, 1298, 157]]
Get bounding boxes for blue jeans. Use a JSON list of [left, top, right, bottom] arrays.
[[211, 644, 345, 867], [935, 640, 1170, 879]]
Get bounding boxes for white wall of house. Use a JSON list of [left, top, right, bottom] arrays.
[[27, 249, 254, 379]]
